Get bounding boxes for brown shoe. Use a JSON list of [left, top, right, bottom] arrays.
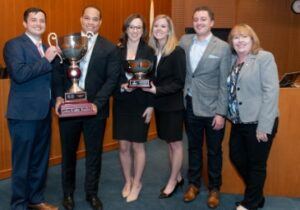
[[207, 190, 220, 208], [28, 202, 58, 210], [183, 184, 199, 202]]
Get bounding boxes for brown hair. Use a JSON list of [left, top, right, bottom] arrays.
[[118, 14, 147, 47], [228, 24, 262, 54], [23, 7, 46, 22], [193, 6, 214, 21]]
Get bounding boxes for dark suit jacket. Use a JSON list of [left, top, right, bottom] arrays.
[[53, 34, 121, 119], [153, 46, 186, 111], [4, 33, 53, 120], [113, 41, 155, 114]]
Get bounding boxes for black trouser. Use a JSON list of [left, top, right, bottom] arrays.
[[59, 116, 107, 196], [184, 96, 224, 190], [229, 118, 278, 209]]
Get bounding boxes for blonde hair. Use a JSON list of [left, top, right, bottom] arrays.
[[149, 14, 177, 56], [228, 24, 262, 54]]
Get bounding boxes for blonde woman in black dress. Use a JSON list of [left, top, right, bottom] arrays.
[[143, 14, 186, 198], [113, 14, 154, 202]]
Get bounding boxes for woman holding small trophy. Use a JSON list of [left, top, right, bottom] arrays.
[[142, 14, 186, 199], [113, 14, 155, 202]]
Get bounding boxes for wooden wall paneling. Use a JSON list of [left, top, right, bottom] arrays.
[[288, 8, 300, 73], [235, 0, 292, 76], [0, 80, 11, 178], [172, 0, 300, 76], [172, 0, 185, 38]]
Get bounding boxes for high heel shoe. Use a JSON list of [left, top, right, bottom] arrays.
[[159, 179, 184, 199], [122, 181, 132, 198], [160, 178, 184, 193], [177, 178, 184, 189], [126, 183, 142, 202]]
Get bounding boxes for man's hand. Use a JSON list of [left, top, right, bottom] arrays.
[[55, 97, 64, 115], [45, 46, 61, 63], [91, 103, 98, 114]]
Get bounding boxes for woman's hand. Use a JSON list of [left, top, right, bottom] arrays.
[[142, 82, 156, 94], [142, 107, 154, 123], [121, 83, 136, 92], [212, 115, 225, 130], [256, 131, 268, 142]]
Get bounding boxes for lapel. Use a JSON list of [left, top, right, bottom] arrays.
[[194, 35, 217, 74], [135, 41, 144, 59], [21, 34, 42, 59], [185, 36, 194, 74], [237, 53, 256, 83], [155, 53, 167, 77]]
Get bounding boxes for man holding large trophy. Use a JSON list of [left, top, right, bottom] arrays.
[[52, 6, 121, 210]]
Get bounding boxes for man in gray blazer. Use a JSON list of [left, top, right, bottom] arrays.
[[179, 6, 231, 208]]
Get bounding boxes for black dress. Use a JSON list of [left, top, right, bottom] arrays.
[[113, 41, 155, 142]]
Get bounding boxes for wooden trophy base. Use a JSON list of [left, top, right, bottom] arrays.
[[59, 101, 97, 118], [128, 79, 151, 88], [58, 92, 97, 118]]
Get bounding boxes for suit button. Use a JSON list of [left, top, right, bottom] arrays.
[[239, 102, 242, 105], [192, 75, 195, 78], [237, 87, 240, 91]]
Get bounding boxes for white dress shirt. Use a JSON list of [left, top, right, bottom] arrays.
[[189, 33, 212, 73], [79, 32, 98, 89]]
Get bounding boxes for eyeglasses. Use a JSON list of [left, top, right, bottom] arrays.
[[128, 25, 143, 30]]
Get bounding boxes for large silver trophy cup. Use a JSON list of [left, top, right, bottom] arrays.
[[48, 32, 97, 118]]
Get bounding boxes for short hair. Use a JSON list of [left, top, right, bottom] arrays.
[[23, 7, 46, 22], [118, 14, 148, 47], [193, 6, 215, 21], [82, 5, 102, 19], [228, 24, 262, 55], [149, 14, 178, 56]]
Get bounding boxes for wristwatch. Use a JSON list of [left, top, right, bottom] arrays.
[[291, 0, 300, 14]]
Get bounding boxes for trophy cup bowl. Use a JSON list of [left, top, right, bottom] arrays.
[[125, 59, 153, 88], [59, 34, 88, 93], [48, 32, 96, 118]]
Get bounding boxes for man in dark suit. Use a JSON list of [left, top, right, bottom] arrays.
[[53, 6, 121, 210], [179, 6, 231, 208], [3, 7, 59, 210]]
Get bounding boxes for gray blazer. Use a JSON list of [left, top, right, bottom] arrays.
[[179, 34, 231, 117], [230, 50, 279, 134]]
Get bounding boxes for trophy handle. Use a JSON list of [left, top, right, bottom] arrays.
[[48, 32, 63, 64], [76, 31, 95, 64]]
